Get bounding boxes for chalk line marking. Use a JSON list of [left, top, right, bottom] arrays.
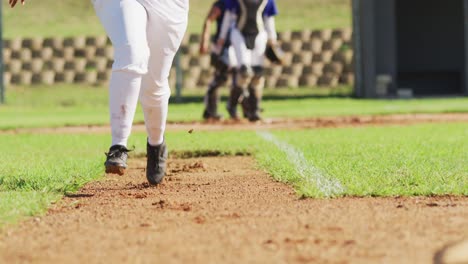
[[257, 131, 345, 197]]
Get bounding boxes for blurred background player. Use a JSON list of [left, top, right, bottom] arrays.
[[199, 0, 238, 121], [217, 0, 279, 122]]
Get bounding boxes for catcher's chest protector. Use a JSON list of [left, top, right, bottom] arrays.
[[237, 0, 268, 49]]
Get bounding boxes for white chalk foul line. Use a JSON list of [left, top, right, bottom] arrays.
[[257, 131, 345, 197]]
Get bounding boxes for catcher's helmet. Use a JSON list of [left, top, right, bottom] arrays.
[[265, 43, 285, 65]]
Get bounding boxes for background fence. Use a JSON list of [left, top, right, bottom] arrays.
[[2, 28, 354, 88]]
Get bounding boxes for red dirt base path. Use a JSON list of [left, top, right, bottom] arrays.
[[3, 113, 468, 135], [0, 156, 467, 263]]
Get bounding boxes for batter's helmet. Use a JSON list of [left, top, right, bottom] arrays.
[[265, 43, 285, 65]]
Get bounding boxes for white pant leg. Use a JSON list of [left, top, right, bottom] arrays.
[[93, 0, 150, 147], [225, 46, 238, 68], [138, 0, 189, 146], [251, 30, 268, 67], [230, 28, 252, 68]]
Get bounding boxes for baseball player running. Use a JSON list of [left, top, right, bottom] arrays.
[[10, 0, 189, 185], [199, 0, 238, 121], [217, 0, 279, 122]]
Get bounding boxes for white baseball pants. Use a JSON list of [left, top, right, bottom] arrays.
[[230, 28, 267, 68], [92, 0, 188, 147]]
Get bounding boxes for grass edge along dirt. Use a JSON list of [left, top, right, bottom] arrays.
[[2, 84, 468, 130], [0, 131, 258, 228], [0, 134, 107, 227], [255, 124, 468, 198], [1, 124, 467, 227], [130, 126, 468, 199]]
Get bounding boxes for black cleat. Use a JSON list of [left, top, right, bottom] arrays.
[[146, 141, 168, 185], [104, 145, 131, 175], [245, 87, 262, 122], [203, 109, 222, 121], [248, 112, 262, 122], [241, 97, 250, 119], [226, 105, 240, 120]]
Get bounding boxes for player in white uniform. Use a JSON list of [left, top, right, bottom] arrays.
[[10, 0, 189, 185]]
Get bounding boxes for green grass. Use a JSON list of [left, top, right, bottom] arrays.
[[2, 0, 351, 38], [0, 134, 108, 225], [1, 124, 467, 226], [0, 130, 255, 226], [163, 125, 468, 198], [1, 84, 468, 130], [256, 124, 468, 197], [0, 191, 60, 224], [275, 0, 352, 31]]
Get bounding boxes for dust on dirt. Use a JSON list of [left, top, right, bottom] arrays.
[[0, 156, 467, 263]]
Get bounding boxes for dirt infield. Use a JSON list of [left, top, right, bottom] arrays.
[[1, 156, 467, 263], [1, 114, 467, 263], [3, 113, 468, 134]]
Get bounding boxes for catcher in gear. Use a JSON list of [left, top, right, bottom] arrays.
[[200, 0, 238, 120], [217, 0, 279, 122]]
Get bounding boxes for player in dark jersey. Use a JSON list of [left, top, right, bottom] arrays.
[[199, 0, 238, 120], [217, 0, 279, 122]]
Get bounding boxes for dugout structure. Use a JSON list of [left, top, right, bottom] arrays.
[[353, 0, 468, 98]]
